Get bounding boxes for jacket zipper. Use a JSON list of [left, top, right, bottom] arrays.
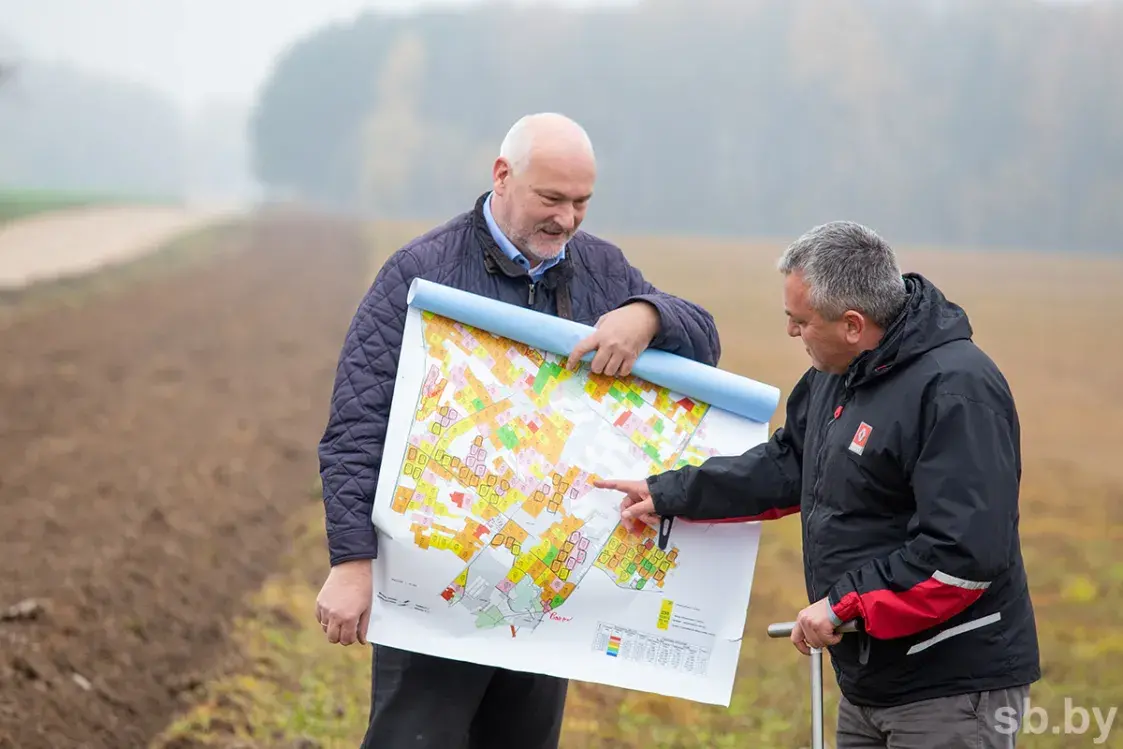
[[527, 280, 537, 306]]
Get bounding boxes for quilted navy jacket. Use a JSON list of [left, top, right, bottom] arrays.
[[317, 192, 722, 565]]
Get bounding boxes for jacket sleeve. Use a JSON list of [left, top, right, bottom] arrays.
[[827, 392, 1020, 639], [317, 248, 422, 566], [620, 263, 721, 366], [644, 369, 812, 521]]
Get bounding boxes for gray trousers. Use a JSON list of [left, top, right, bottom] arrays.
[[837, 685, 1030, 749], [360, 644, 568, 748]]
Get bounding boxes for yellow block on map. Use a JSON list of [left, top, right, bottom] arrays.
[[657, 599, 674, 630]]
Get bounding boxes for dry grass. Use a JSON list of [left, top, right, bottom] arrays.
[[152, 221, 1123, 748]]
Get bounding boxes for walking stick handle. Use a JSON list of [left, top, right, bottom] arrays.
[[766, 619, 859, 638]]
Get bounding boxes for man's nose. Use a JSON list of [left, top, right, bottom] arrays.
[[555, 205, 577, 230], [787, 321, 800, 338]]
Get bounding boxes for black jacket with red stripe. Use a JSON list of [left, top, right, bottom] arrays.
[[646, 272, 1040, 707]]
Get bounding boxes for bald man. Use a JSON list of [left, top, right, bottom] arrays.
[[315, 113, 721, 748]]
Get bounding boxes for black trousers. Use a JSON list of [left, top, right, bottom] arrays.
[[361, 644, 569, 748]]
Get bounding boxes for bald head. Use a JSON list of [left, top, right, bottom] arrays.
[[499, 113, 596, 176], [490, 113, 597, 264]]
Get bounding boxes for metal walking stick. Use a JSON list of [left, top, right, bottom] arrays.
[[767, 620, 859, 749]]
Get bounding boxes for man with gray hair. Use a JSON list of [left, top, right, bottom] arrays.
[[314, 112, 721, 747], [597, 221, 1040, 747]]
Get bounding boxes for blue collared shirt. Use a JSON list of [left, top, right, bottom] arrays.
[[483, 191, 565, 282]]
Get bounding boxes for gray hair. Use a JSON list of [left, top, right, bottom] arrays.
[[777, 221, 907, 328]]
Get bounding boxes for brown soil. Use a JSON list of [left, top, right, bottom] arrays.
[[0, 213, 370, 748]]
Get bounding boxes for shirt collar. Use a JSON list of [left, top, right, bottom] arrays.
[[483, 191, 565, 279]]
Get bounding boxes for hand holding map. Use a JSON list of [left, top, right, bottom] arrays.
[[565, 301, 661, 377]]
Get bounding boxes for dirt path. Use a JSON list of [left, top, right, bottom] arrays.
[[0, 204, 237, 290], [0, 213, 369, 748]]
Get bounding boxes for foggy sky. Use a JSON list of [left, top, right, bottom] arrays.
[[0, 0, 636, 114]]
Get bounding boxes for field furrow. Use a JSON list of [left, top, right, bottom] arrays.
[[0, 214, 368, 749]]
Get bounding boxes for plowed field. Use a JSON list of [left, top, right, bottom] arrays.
[[0, 213, 369, 748]]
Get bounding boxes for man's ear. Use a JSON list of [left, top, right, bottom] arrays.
[[842, 310, 865, 344], [492, 157, 511, 193]]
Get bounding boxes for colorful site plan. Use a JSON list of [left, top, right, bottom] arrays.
[[368, 279, 781, 706]]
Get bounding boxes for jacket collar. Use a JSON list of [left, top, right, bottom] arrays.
[[472, 192, 528, 279], [845, 272, 973, 389]]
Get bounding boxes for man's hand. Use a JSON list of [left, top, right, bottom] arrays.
[[594, 478, 660, 533], [566, 302, 661, 377], [790, 597, 843, 655], [315, 559, 373, 646]]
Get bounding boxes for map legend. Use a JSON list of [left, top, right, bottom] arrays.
[[592, 622, 712, 676]]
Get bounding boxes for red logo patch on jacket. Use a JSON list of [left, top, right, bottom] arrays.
[[849, 422, 873, 455]]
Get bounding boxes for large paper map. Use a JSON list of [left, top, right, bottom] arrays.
[[368, 279, 781, 706]]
